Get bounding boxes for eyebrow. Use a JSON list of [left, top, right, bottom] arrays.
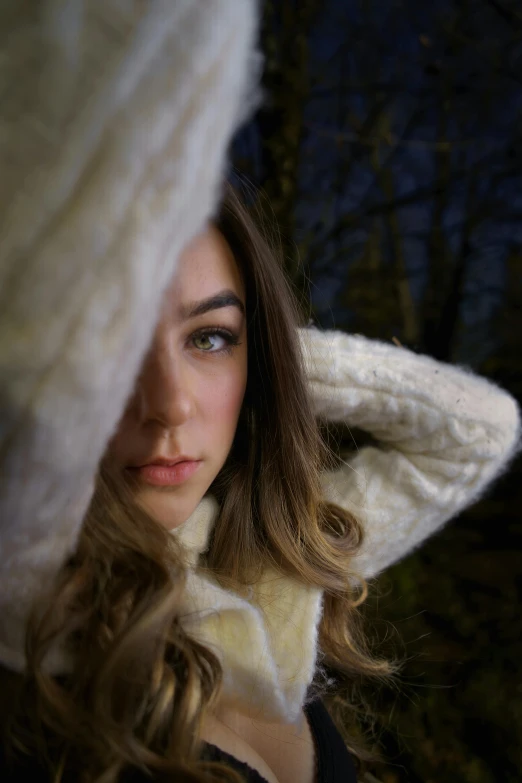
[[181, 289, 245, 320]]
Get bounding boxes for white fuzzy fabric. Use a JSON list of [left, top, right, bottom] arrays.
[[174, 496, 324, 725], [0, 0, 259, 672], [167, 328, 521, 725], [300, 328, 522, 578]]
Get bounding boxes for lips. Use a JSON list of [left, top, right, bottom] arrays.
[[135, 456, 193, 468], [127, 458, 202, 487]]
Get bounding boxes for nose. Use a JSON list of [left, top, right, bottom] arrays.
[[135, 330, 196, 429]]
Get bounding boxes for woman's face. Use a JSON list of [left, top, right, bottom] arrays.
[[107, 225, 248, 529]]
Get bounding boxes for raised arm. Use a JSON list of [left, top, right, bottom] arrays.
[[299, 328, 521, 580], [0, 0, 259, 672]]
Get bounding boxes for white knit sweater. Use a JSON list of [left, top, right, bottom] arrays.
[[0, 0, 520, 733], [0, 0, 258, 671]]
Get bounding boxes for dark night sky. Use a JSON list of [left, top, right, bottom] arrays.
[[233, 0, 522, 366]]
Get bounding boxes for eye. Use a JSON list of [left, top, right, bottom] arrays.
[[191, 328, 241, 354]]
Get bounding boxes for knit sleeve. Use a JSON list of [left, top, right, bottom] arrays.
[[0, 0, 259, 672], [299, 328, 522, 579]]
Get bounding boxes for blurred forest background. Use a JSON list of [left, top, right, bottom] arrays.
[[231, 1, 522, 781]]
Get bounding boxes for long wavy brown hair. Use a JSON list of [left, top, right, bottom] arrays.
[[0, 183, 394, 782]]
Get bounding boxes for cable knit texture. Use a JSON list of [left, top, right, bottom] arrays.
[[299, 328, 522, 578], [0, 0, 259, 672]]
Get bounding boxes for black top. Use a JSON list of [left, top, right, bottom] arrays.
[[200, 697, 358, 783]]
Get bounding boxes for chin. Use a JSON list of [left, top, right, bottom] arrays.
[[130, 485, 198, 530]]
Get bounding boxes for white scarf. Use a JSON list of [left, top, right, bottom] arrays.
[[172, 496, 324, 726]]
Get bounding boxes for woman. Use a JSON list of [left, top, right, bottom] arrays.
[[2, 185, 520, 783]]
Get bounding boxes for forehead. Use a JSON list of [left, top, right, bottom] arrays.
[[165, 225, 244, 313]]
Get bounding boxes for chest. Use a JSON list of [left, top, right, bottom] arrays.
[[200, 706, 317, 783]]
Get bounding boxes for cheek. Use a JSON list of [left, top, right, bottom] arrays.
[[201, 364, 246, 434]]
